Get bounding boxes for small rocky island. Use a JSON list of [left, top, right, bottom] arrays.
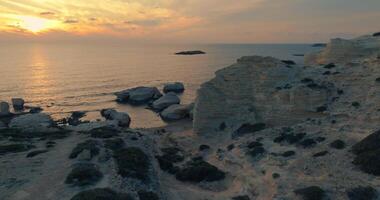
[[175, 50, 206, 55], [1, 33, 380, 200]]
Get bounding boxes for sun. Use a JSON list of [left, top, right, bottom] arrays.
[[16, 16, 59, 33]]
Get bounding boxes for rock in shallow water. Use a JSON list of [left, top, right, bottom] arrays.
[[101, 109, 131, 127], [163, 82, 185, 93], [0, 101, 10, 117], [11, 98, 25, 111], [151, 92, 180, 111], [115, 86, 162, 105]]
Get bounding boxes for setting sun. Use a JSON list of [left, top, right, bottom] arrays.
[[15, 15, 59, 33]]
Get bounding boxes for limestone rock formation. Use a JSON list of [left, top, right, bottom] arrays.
[[193, 56, 333, 137], [305, 34, 380, 65]]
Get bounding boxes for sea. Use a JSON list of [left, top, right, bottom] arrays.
[[0, 42, 321, 128]]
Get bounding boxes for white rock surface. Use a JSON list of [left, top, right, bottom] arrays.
[[101, 109, 131, 127], [305, 34, 380, 65], [115, 86, 162, 104], [9, 113, 54, 131], [152, 92, 180, 111], [193, 56, 332, 137], [12, 98, 25, 110]]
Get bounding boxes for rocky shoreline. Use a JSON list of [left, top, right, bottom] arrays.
[[1, 33, 380, 200]]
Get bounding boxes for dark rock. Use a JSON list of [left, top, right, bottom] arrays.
[[352, 102, 360, 108], [299, 139, 317, 148], [248, 146, 266, 158], [324, 63, 336, 69], [90, 126, 120, 139], [69, 140, 101, 159], [337, 89, 344, 95], [330, 140, 346, 149], [71, 188, 133, 200], [353, 149, 380, 175], [138, 190, 159, 200], [219, 122, 227, 131], [199, 144, 210, 151], [113, 147, 150, 180], [247, 141, 263, 149], [233, 123, 266, 138], [0, 144, 35, 155], [282, 151, 296, 157], [104, 138, 125, 151], [282, 60, 296, 65], [347, 186, 378, 200], [373, 32, 380, 37], [274, 132, 306, 144], [175, 159, 225, 182], [294, 186, 325, 200], [352, 130, 380, 155], [29, 107, 43, 113], [26, 149, 48, 158], [175, 50, 205, 55], [272, 173, 280, 179], [227, 144, 235, 151], [232, 195, 251, 200], [323, 71, 331, 75], [315, 137, 326, 142], [313, 151, 329, 158], [316, 106, 327, 112], [65, 163, 103, 186], [301, 78, 314, 83], [156, 147, 184, 174], [376, 77, 380, 83], [115, 86, 162, 105]]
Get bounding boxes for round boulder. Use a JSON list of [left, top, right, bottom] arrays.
[[100, 109, 131, 127], [151, 93, 180, 111], [163, 82, 185, 93], [160, 104, 191, 121]]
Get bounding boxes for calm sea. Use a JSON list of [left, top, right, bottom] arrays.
[[0, 42, 321, 128]]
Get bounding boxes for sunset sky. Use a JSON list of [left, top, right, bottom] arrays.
[[1, 0, 379, 43]]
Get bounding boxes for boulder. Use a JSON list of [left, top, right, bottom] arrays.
[[373, 32, 380, 37], [160, 104, 191, 121], [11, 98, 25, 110], [115, 86, 162, 105], [113, 147, 150, 180], [163, 82, 185, 93], [100, 109, 131, 127], [9, 113, 54, 132], [151, 93, 180, 111], [352, 130, 380, 175], [0, 101, 10, 117]]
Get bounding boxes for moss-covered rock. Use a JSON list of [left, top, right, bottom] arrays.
[[0, 144, 35, 155], [175, 159, 225, 183], [69, 140, 101, 159], [113, 147, 150, 181], [65, 163, 103, 186], [71, 188, 134, 200]]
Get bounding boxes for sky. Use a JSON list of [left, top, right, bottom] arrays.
[[0, 0, 379, 43]]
